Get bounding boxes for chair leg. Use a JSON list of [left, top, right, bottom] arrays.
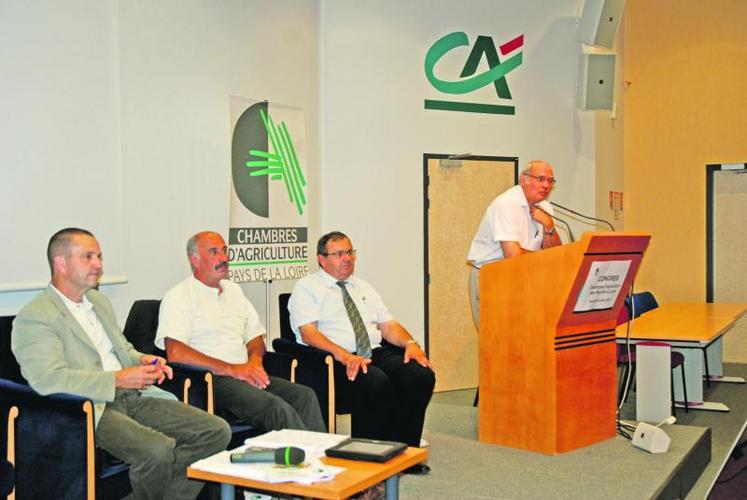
[[680, 364, 689, 413], [670, 374, 677, 417], [618, 363, 636, 405], [617, 364, 628, 404], [703, 347, 711, 388]]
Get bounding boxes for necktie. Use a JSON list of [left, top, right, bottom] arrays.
[[336, 280, 373, 358]]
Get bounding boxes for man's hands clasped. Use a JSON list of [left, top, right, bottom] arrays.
[[231, 354, 270, 389]]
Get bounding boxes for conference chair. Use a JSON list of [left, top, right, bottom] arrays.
[[0, 315, 133, 500], [272, 293, 348, 433], [123, 299, 297, 448], [617, 292, 689, 414], [0, 458, 13, 497]]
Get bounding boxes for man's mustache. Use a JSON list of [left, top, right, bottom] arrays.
[[215, 262, 228, 271]]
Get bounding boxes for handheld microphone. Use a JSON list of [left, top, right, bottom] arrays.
[[230, 446, 305, 465]]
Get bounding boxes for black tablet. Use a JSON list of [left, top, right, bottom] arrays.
[[325, 438, 407, 463]]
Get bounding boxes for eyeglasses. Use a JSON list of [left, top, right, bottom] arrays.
[[524, 173, 557, 185], [322, 249, 357, 259]]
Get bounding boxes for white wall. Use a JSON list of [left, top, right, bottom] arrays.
[[1, 0, 596, 345], [321, 0, 595, 341], [0, 0, 322, 334]]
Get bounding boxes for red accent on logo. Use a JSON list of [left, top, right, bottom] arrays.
[[499, 34, 524, 55]]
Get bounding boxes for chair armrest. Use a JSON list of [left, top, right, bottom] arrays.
[[0, 378, 95, 499], [272, 338, 330, 365], [271, 339, 336, 432], [162, 362, 213, 414], [263, 350, 296, 382]]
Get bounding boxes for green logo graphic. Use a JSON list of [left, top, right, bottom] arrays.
[[246, 109, 307, 215], [424, 31, 524, 115]]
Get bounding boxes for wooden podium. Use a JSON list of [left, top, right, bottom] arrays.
[[478, 232, 650, 454]]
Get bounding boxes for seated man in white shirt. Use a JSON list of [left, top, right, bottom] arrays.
[[289, 231, 435, 473], [156, 231, 325, 434]]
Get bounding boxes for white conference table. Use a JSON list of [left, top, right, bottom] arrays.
[[616, 302, 747, 416]]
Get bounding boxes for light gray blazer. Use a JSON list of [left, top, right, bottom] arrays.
[[11, 286, 174, 426]]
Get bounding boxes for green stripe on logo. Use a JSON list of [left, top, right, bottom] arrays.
[[424, 100, 515, 115]]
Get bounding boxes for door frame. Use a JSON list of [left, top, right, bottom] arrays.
[[422, 153, 519, 354], [706, 162, 747, 302]]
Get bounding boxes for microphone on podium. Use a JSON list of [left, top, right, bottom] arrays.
[[230, 446, 306, 465], [549, 201, 615, 231]]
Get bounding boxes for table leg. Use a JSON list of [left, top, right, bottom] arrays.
[[673, 347, 729, 412], [385, 474, 400, 500], [704, 338, 746, 384], [673, 348, 703, 403], [221, 483, 235, 500]]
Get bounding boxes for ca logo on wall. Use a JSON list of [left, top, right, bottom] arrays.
[[424, 32, 524, 115], [229, 97, 309, 283]]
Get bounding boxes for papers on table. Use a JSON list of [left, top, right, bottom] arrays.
[[190, 430, 350, 485], [244, 429, 350, 457]]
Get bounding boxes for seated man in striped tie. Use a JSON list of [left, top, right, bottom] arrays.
[[288, 231, 435, 474]]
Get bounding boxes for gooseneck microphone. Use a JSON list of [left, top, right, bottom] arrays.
[[550, 201, 615, 231], [230, 446, 305, 465], [533, 205, 576, 242]]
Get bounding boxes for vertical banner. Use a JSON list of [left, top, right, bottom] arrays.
[[228, 97, 309, 283]]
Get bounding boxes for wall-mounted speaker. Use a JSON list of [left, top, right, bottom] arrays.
[[577, 53, 616, 110], [577, 0, 626, 49]]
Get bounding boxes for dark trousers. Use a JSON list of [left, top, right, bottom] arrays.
[[96, 389, 231, 500], [213, 375, 326, 433], [333, 342, 435, 446]]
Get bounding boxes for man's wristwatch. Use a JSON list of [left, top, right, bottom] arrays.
[[545, 227, 557, 237]]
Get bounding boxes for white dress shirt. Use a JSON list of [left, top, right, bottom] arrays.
[[467, 184, 553, 267], [289, 269, 393, 353]]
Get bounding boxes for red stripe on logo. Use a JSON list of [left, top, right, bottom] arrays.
[[500, 34, 524, 55]]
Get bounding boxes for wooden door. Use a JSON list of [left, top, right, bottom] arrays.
[[425, 156, 517, 391]]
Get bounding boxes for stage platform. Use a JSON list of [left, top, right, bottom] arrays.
[[405, 408, 709, 499], [399, 362, 747, 499]]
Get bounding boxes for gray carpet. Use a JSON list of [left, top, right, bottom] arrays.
[[397, 363, 747, 499]]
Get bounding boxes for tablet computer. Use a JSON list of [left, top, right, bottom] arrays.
[[325, 438, 407, 463]]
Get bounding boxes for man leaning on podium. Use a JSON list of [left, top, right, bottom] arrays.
[[467, 160, 561, 327]]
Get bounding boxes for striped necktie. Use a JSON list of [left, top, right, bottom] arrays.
[[336, 280, 373, 358]]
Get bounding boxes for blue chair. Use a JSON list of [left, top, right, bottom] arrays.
[[1, 315, 145, 499], [0, 458, 12, 497], [272, 293, 342, 433], [617, 292, 689, 414], [1, 313, 206, 500]]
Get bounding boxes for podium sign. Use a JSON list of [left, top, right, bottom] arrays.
[[478, 232, 650, 454]]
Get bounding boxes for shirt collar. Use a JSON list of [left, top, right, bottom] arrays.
[[514, 184, 530, 208], [51, 284, 93, 312], [190, 275, 222, 297], [318, 269, 355, 288]]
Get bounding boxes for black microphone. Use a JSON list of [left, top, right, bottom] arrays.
[[549, 201, 615, 231], [551, 214, 575, 242], [230, 446, 305, 465]]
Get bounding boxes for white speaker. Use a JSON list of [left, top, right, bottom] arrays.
[[632, 422, 672, 454], [577, 53, 616, 110], [577, 0, 626, 49]]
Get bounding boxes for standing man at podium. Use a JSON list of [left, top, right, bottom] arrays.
[[467, 160, 562, 327]]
